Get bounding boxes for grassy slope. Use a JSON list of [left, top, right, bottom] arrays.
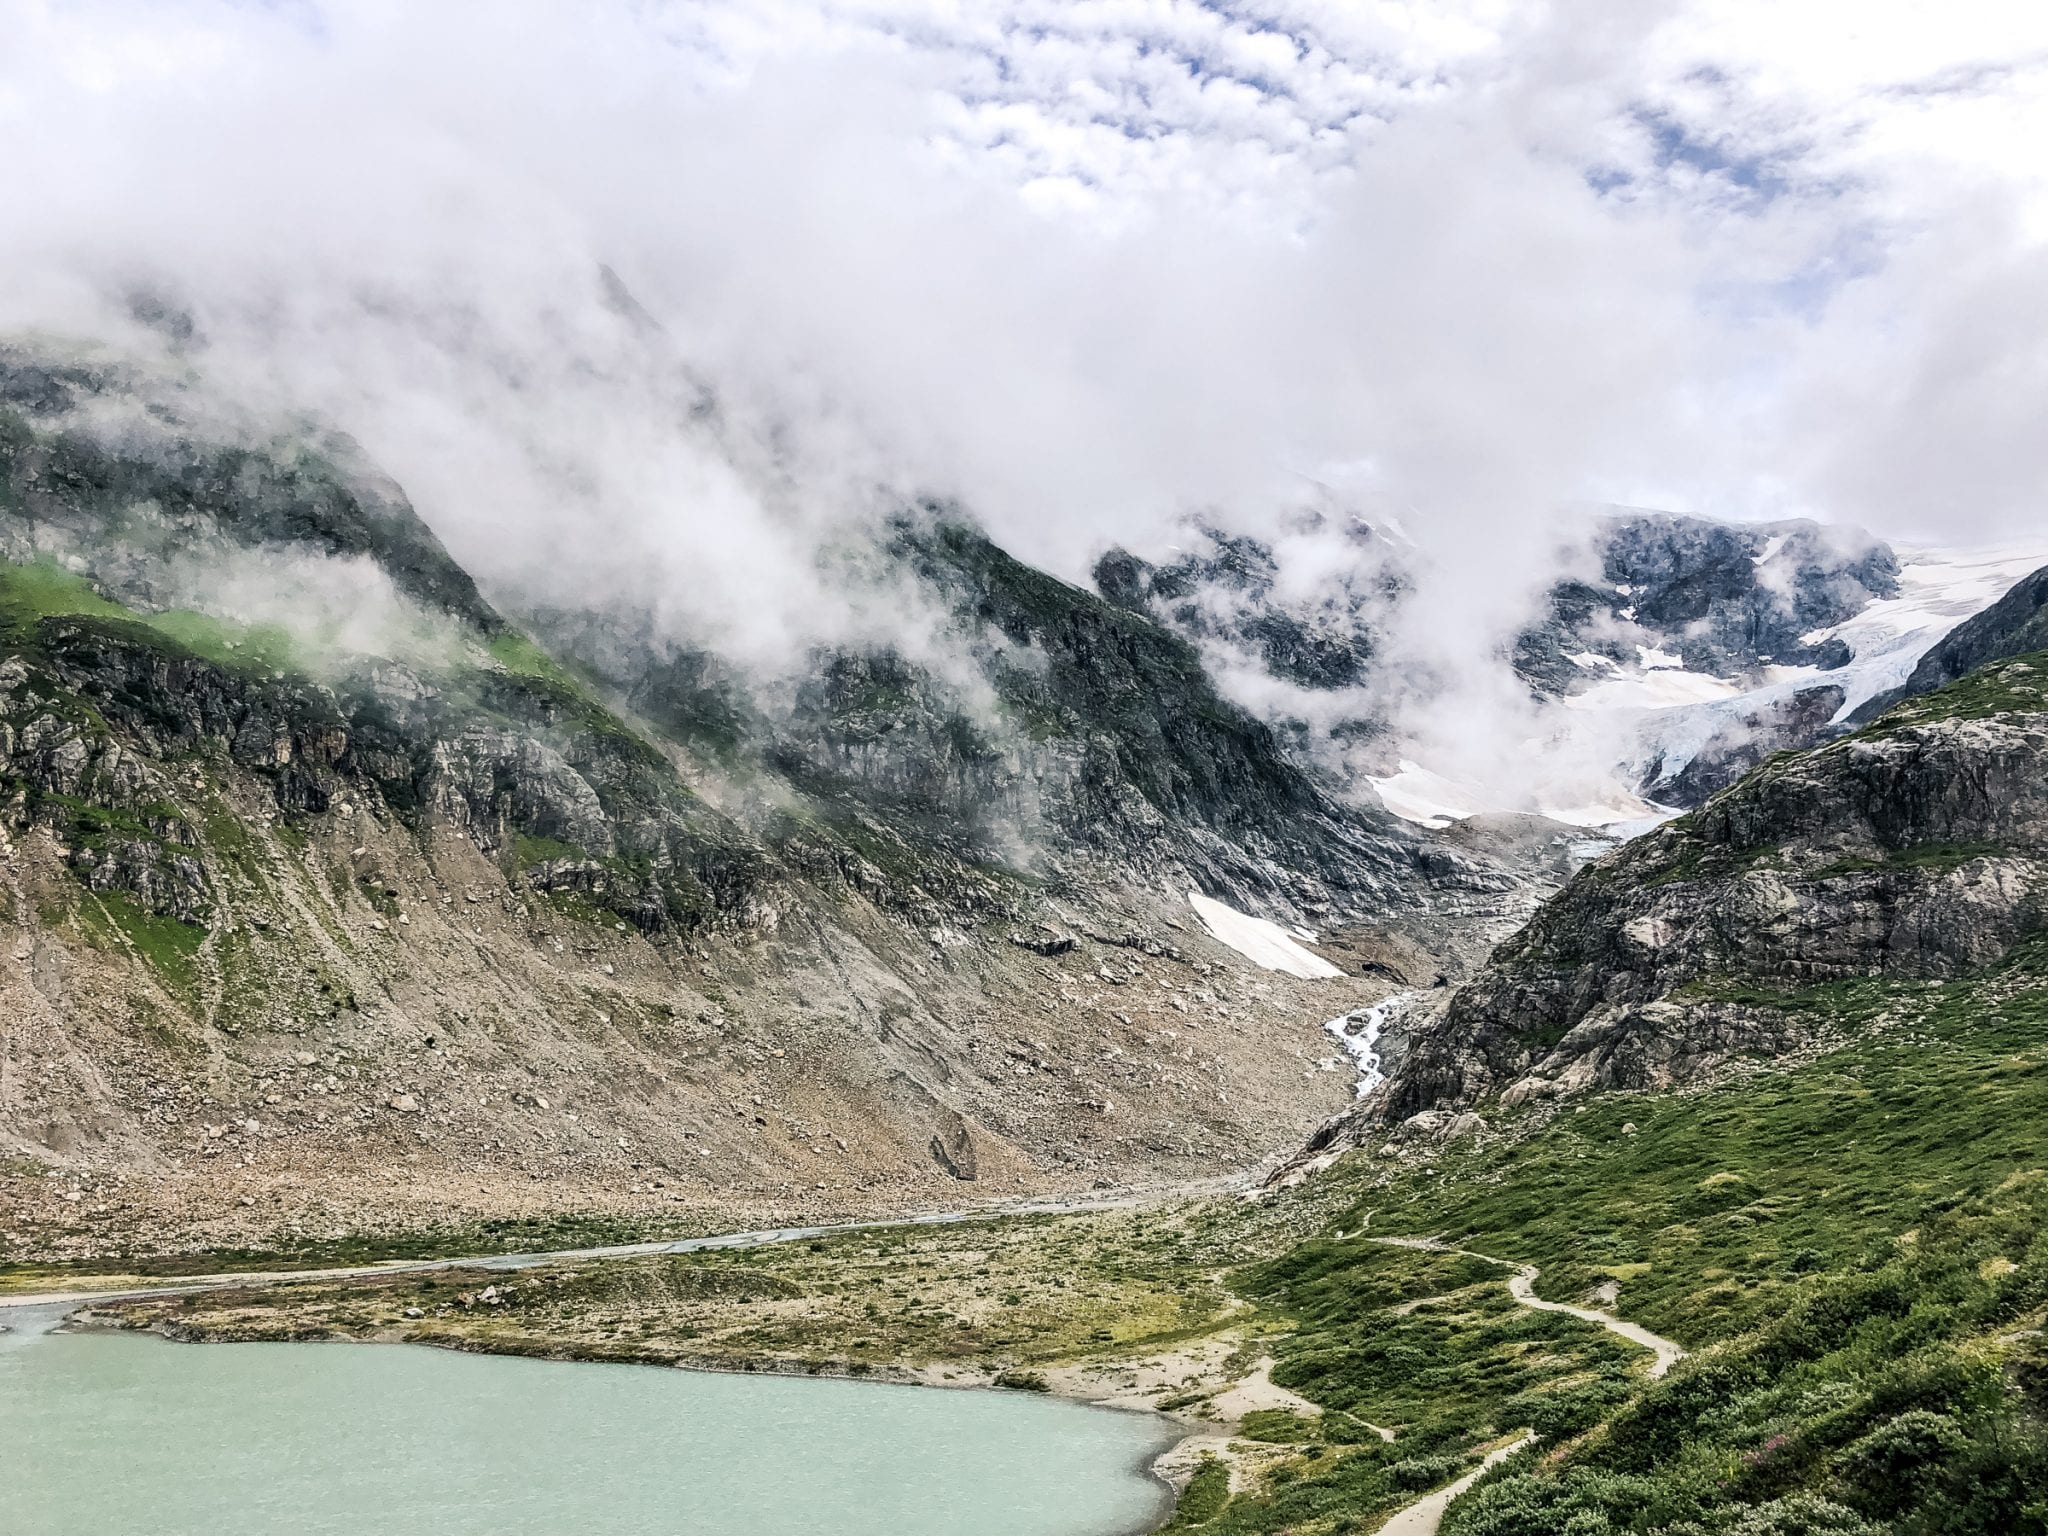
[[0, 557, 302, 676], [1180, 946, 2048, 1536]]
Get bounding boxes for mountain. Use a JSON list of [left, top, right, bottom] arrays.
[[1220, 642, 2048, 1536], [1514, 512, 1899, 695], [1371, 644, 2048, 1124], [1849, 560, 2048, 724], [1095, 510, 1909, 827], [0, 341, 1539, 1258], [1093, 520, 1398, 695]]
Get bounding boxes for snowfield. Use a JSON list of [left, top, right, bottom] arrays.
[[1187, 892, 1345, 979]]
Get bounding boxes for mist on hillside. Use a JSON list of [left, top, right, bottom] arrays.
[[5, 0, 2046, 822]]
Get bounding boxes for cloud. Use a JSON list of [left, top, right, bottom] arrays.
[[0, 0, 2044, 760]]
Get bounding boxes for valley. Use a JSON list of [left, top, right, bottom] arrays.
[[5, 338, 2048, 1536], [21, 915, 2048, 1533], [8, 11, 2048, 1535]]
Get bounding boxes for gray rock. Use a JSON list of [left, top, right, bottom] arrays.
[[1382, 660, 2048, 1120]]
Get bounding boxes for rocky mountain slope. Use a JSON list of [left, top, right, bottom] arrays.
[[1374, 642, 2048, 1123], [1514, 511, 1899, 694], [0, 342, 1536, 1259]]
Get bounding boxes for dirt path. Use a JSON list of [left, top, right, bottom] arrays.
[[1376, 1433, 1538, 1536], [1504, 1267, 1685, 1377], [0, 1178, 1243, 1314], [1364, 1234, 1685, 1379], [1358, 1235, 1684, 1535]]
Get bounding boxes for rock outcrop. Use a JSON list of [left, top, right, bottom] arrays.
[[1379, 650, 2048, 1118], [1516, 511, 1898, 694]]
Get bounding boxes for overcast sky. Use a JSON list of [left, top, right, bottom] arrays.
[[3, 0, 2046, 668]]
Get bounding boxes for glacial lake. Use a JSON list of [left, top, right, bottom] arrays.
[[0, 1324, 1176, 1536]]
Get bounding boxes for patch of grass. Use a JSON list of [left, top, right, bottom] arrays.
[[75, 892, 206, 1000], [483, 629, 581, 689], [142, 610, 299, 676], [1814, 842, 2007, 878], [512, 832, 583, 869], [1165, 1460, 1232, 1529], [0, 558, 130, 626], [0, 557, 299, 678], [1863, 651, 2048, 734]]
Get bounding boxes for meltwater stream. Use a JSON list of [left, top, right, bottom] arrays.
[[0, 1327, 1175, 1536], [1323, 991, 1418, 1098]]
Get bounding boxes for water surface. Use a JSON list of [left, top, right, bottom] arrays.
[[0, 1327, 1174, 1536]]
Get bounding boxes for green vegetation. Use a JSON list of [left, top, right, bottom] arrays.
[[1249, 1246, 1640, 1442], [484, 628, 582, 688], [144, 610, 299, 675], [1862, 651, 2048, 734], [511, 832, 583, 868], [73, 891, 206, 1000], [1815, 843, 2007, 879], [0, 557, 301, 677], [1179, 951, 2048, 1535], [1165, 1461, 1232, 1530], [0, 557, 132, 626]]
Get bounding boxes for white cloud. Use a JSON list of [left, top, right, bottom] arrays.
[[0, 0, 2042, 707]]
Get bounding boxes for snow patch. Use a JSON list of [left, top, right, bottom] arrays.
[[1188, 891, 1345, 979], [1538, 794, 1674, 830], [1370, 757, 1670, 831], [1635, 645, 1684, 670], [1816, 544, 2048, 721], [1367, 759, 1492, 829], [1563, 668, 1741, 710]]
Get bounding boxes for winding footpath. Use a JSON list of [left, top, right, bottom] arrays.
[[1359, 1232, 1686, 1535], [1377, 1432, 1540, 1536], [1362, 1233, 1686, 1378]]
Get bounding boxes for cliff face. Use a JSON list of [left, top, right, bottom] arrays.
[[0, 342, 1537, 1256], [1378, 650, 2048, 1119], [1515, 512, 1898, 694], [1092, 522, 1396, 696]]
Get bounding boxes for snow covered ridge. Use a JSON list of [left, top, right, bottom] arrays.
[[1187, 891, 1344, 979], [1366, 759, 1665, 832], [1369, 540, 2048, 838], [1809, 544, 2048, 722]]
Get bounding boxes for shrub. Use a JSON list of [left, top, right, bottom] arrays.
[[1837, 1410, 1966, 1514], [1166, 1459, 1229, 1529], [1388, 1454, 1464, 1492], [1505, 1379, 1632, 1440], [1719, 1495, 1880, 1536]]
